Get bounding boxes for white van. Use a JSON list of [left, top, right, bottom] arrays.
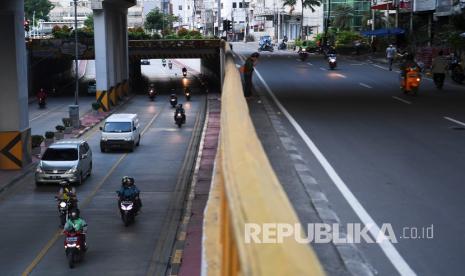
[[100, 113, 141, 152]]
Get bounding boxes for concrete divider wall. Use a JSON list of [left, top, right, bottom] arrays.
[[202, 44, 325, 276]]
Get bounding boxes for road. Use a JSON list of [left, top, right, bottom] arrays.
[[29, 96, 95, 136], [234, 43, 465, 276], [1, 91, 205, 275]]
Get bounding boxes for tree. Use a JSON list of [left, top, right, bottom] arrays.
[[333, 4, 354, 31], [144, 8, 178, 35], [283, 0, 321, 39], [84, 15, 93, 29], [24, 0, 54, 22]]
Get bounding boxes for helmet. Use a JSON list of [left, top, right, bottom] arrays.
[[122, 176, 134, 187], [171, 94, 176, 98], [69, 209, 80, 220], [251, 52, 260, 58], [178, 104, 183, 109]]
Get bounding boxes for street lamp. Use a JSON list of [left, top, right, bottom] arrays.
[[69, 0, 80, 128]]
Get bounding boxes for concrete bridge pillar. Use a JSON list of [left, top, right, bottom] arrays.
[[93, 0, 133, 111], [0, 0, 31, 169]]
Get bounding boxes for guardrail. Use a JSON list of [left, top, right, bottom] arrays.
[[202, 44, 325, 276]]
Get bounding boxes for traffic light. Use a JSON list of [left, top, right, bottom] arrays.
[[24, 20, 30, 32], [226, 20, 232, 31]]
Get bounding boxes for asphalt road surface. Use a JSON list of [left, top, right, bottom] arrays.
[[234, 43, 465, 276], [1, 91, 205, 275]]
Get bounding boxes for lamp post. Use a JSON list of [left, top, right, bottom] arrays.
[[69, 0, 80, 128]]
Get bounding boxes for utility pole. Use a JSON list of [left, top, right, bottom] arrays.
[[69, 0, 80, 128], [242, 0, 247, 42], [323, 0, 331, 45]]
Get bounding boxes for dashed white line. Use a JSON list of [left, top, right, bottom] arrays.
[[444, 116, 465, 127], [335, 73, 347, 79], [392, 96, 412, 105], [359, 82, 372, 89], [373, 64, 389, 71], [254, 69, 416, 276], [320, 67, 327, 71], [350, 63, 364, 66], [307, 62, 314, 66]]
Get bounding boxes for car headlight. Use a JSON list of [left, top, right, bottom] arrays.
[[36, 166, 43, 173], [66, 167, 78, 174], [101, 137, 108, 141], [124, 137, 131, 141]]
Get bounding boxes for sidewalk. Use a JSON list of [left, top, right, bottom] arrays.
[[0, 95, 133, 195], [168, 93, 221, 276]]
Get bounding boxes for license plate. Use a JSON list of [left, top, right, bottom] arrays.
[[121, 201, 133, 205], [66, 237, 78, 242]]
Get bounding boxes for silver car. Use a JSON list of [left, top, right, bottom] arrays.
[[35, 139, 92, 186]]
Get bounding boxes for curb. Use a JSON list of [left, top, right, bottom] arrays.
[[0, 94, 135, 196], [256, 86, 376, 276]]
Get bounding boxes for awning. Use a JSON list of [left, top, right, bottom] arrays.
[[371, 2, 396, 10], [360, 28, 406, 36]]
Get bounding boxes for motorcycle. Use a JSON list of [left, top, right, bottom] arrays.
[[148, 88, 156, 101], [449, 57, 464, 84], [328, 54, 337, 70], [182, 67, 187, 77], [433, 73, 445, 90], [64, 229, 86, 268], [162, 59, 166, 67], [56, 197, 75, 227], [298, 48, 309, 61], [117, 196, 137, 226], [184, 88, 191, 101], [168, 61, 173, 70], [170, 95, 178, 108], [278, 41, 287, 50], [174, 110, 186, 128], [38, 96, 46, 108], [401, 66, 421, 95]]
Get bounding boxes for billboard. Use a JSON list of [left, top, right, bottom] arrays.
[[436, 0, 453, 15], [414, 0, 436, 11]]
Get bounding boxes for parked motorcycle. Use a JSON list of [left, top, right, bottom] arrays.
[[449, 57, 464, 84], [401, 66, 421, 95], [64, 229, 86, 268], [170, 94, 178, 108], [168, 60, 173, 70], [258, 35, 274, 52], [328, 54, 337, 70]]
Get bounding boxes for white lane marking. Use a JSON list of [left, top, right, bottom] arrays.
[[236, 64, 241, 68], [394, 70, 400, 73], [350, 63, 364, 66], [30, 104, 66, 121], [335, 73, 347, 79], [255, 69, 416, 276], [307, 62, 314, 66], [373, 64, 389, 71], [392, 96, 412, 105], [320, 67, 327, 71], [444, 116, 465, 127], [359, 82, 372, 89], [296, 58, 301, 62]]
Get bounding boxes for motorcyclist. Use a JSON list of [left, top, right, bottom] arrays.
[[64, 209, 87, 250], [56, 180, 77, 209], [399, 53, 420, 88], [174, 104, 186, 123], [37, 88, 47, 101], [182, 67, 187, 76], [431, 50, 448, 86], [117, 176, 142, 213]]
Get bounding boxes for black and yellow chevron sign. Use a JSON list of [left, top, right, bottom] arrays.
[[0, 130, 30, 170]]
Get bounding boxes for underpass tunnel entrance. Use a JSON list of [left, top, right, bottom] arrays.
[[129, 55, 222, 95]]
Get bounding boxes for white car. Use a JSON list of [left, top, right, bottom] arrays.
[[100, 113, 141, 152]]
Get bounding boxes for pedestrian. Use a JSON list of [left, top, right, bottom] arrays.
[[354, 40, 361, 55], [431, 50, 448, 86], [386, 44, 397, 71], [241, 52, 260, 98], [371, 39, 377, 53]]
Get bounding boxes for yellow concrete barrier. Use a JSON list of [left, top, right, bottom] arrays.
[[202, 44, 325, 276], [96, 90, 110, 112], [109, 86, 118, 106]]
